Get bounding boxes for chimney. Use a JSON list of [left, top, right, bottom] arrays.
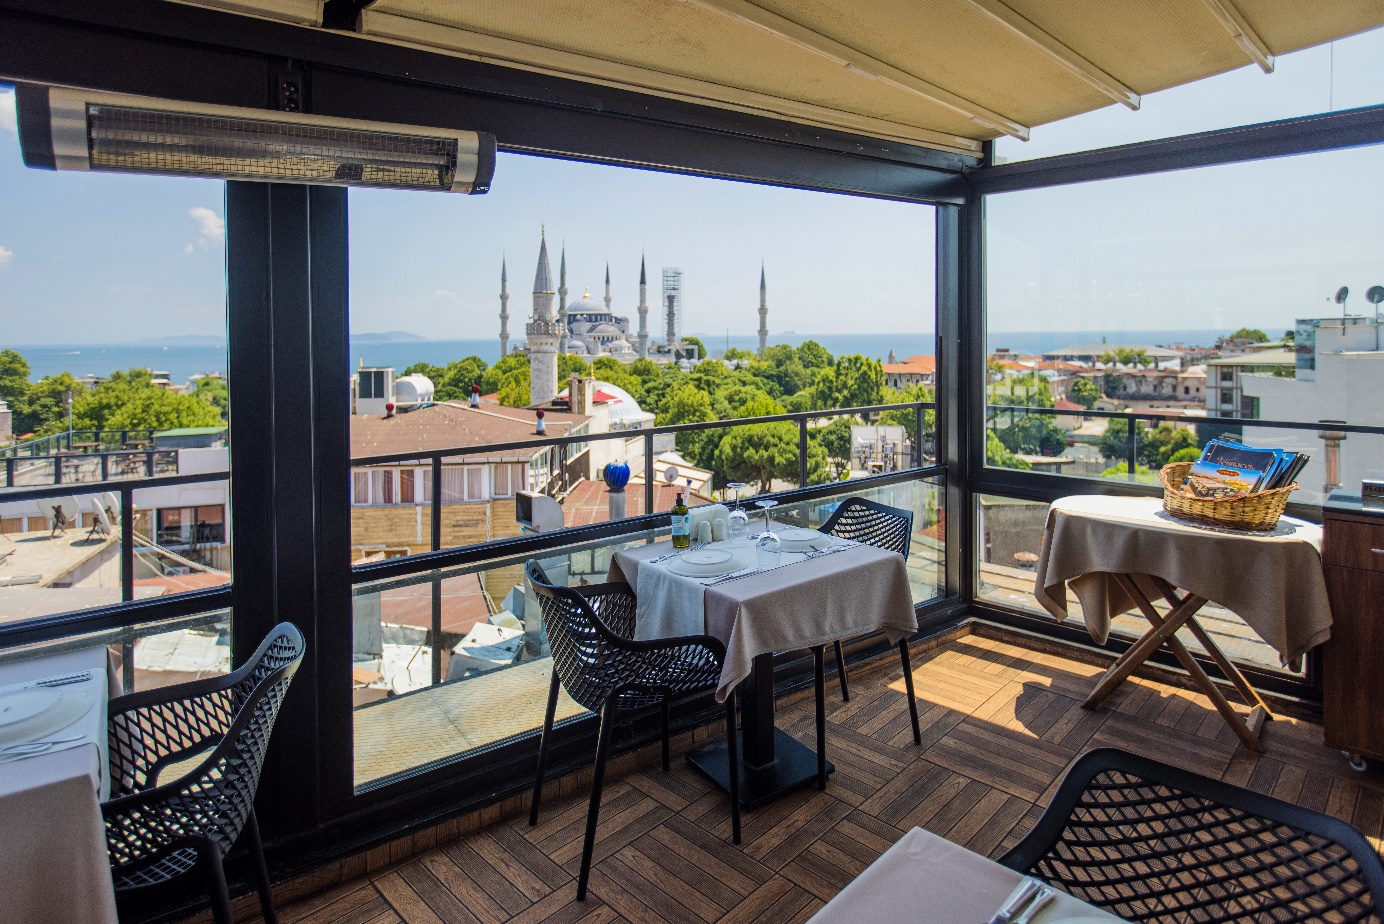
[[470, 384, 480, 408], [385, 402, 395, 419], [535, 408, 546, 436]]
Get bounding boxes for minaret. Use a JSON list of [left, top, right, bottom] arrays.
[[637, 254, 650, 359], [527, 229, 560, 405], [758, 264, 768, 355], [604, 262, 612, 312], [557, 243, 570, 355], [499, 256, 510, 356]]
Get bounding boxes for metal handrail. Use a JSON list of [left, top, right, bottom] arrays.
[[985, 403, 1384, 436]]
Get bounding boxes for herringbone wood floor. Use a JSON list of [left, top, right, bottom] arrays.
[[254, 633, 1384, 924]]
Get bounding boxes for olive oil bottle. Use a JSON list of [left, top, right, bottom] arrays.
[[671, 492, 691, 549]]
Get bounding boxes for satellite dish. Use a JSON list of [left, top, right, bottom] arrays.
[[1335, 286, 1350, 305], [662, 465, 680, 484], [1367, 286, 1384, 306], [37, 496, 83, 530]]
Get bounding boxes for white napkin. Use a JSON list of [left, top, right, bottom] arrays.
[[690, 504, 730, 537]]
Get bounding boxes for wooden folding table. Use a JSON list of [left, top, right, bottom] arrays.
[[1034, 495, 1333, 753]]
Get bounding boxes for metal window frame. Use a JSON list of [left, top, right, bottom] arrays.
[[5, 0, 1384, 901]]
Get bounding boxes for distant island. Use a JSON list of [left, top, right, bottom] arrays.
[[351, 331, 430, 344]]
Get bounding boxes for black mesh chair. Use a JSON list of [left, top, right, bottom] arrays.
[[814, 497, 922, 768], [1001, 747, 1384, 923], [525, 560, 740, 900], [103, 623, 306, 924]]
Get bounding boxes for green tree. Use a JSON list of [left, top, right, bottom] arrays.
[[680, 336, 707, 362], [817, 416, 856, 475], [996, 414, 1067, 456], [629, 358, 661, 384], [1101, 462, 1157, 483], [713, 422, 825, 491], [782, 391, 817, 413], [814, 354, 884, 410], [65, 369, 223, 433], [1140, 422, 1198, 468], [1068, 377, 1101, 409], [1097, 418, 1146, 463], [481, 353, 529, 395], [0, 349, 30, 409], [658, 383, 715, 459], [734, 394, 785, 418], [191, 376, 230, 419], [1169, 446, 1201, 463], [878, 384, 935, 447], [1230, 327, 1269, 343], [14, 372, 82, 436], [723, 347, 754, 362], [558, 354, 589, 380], [796, 340, 833, 371], [496, 370, 530, 408], [590, 357, 644, 399], [986, 430, 1029, 470]]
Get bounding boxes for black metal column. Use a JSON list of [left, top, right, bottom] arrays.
[[227, 181, 351, 841], [935, 200, 978, 606]]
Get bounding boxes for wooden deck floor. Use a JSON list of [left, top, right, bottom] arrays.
[[251, 633, 1384, 924]]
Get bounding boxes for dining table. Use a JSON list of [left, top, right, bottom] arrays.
[[608, 528, 917, 808], [808, 826, 1127, 923], [0, 644, 119, 924]]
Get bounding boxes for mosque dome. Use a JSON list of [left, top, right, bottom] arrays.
[[567, 339, 589, 355], [606, 338, 635, 355], [565, 291, 604, 315], [588, 322, 622, 337]]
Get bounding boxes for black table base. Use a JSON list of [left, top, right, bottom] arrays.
[[687, 728, 834, 809], [686, 651, 832, 809]]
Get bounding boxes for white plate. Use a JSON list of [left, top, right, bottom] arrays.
[[777, 528, 830, 552], [667, 550, 746, 577], [0, 688, 94, 747]]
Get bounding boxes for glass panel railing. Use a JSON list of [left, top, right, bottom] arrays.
[[351, 472, 944, 791]]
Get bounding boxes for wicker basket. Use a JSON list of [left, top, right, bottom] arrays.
[[1159, 461, 1296, 531]]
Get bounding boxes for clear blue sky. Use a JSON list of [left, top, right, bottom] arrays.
[[1, 25, 1382, 345]]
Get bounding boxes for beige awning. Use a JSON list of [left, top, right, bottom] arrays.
[[182, 1, 1384, 157]]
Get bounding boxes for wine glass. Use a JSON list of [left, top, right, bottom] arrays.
[[753, 497, 779, 537], [727, 482, 749, 540]]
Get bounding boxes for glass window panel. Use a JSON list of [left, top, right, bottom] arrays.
[[984, 145, 1384, 504], [399, 468, 416, 504], [440, 467, 464, 503], [353, 471, 371, 505], [371, 469, 395, 505], [465, 466, 483, 501]]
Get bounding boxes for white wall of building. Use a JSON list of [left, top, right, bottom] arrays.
[[1243, 350, 1384, 502]]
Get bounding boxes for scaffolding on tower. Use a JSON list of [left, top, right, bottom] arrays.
[[662, 267, 682, 350]]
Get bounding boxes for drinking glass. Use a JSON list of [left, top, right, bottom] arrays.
[[755, 530, 782, 569], [727, 482, 749, 540]]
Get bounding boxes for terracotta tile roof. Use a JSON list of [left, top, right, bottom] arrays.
[[351, 403, 591, 461], [377, 572, 492, 636], [561, 479, 715, 527], [1054, 399, 1085, 411], [882, 355, 936, 374]]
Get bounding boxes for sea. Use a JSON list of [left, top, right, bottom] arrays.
[[9, 329, 1234, 384]]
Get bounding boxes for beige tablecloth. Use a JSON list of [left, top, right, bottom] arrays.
[[0, 645, 117, 924], [610, 538, 917, 700], [808, 826, 1126, 923], [1034, 495, 1332, 666]]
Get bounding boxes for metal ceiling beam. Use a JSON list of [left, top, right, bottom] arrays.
[[686, 0, 1029, 141], [361, 10, 982, 155], [1201, 0, 1274, 73], [959, 0, 1140, 110]]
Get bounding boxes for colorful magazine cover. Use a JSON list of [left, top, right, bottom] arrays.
[[1185, 440, 1281, 494]]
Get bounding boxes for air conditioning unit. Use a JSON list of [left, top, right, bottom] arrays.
[[14, 83, 496, 194]]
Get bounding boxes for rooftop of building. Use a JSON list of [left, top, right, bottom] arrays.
[[1045, 344, 1182, 358], [1206, 349, 1297, 367], [351, 402, 592, 461], [882, 354, 936, 374]]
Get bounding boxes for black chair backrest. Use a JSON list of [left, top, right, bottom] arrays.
[[526, 560, 634, 713], [1002, 747, 1384, 923], [104, 623, 305, 870], [820, 496, 913, 559]]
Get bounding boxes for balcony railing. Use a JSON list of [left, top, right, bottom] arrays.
[[348, 401, 940, 688], [1, 448, 180, 488], [0, 427, 159, 458]]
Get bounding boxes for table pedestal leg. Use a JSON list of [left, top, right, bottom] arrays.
[[1083, 574, 1268, 753], [687, 652, 834, 809]]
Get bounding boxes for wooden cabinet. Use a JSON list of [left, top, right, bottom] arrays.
[[1322, 498, 1384, 765]]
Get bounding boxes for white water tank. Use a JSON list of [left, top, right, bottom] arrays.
[[393, 374, 435, 407]]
